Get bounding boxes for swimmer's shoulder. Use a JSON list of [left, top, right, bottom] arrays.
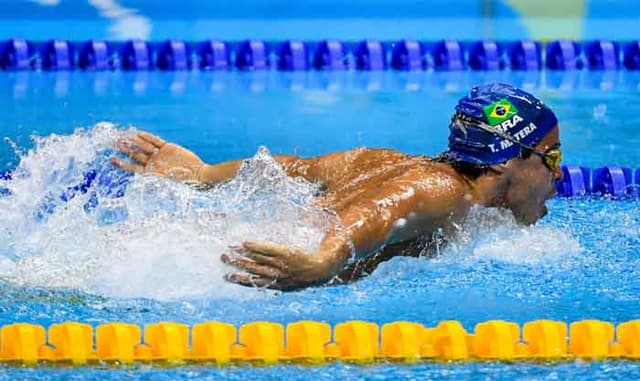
[[393, 157, 474, 217]]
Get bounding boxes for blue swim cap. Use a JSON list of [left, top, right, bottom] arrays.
[[443, 83, 558, 165]]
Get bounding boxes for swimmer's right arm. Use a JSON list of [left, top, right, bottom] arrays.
[[199, 150, 362, 184], [196, 155, 307, 184]]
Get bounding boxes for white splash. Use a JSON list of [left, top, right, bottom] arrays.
[[444, 205, 583, 265], [0, 123, 335, 300]]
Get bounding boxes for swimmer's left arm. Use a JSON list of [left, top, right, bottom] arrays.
[[222, 170, 466, 290]]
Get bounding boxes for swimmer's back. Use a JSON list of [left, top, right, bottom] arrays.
[[281, 148, 468, 214]]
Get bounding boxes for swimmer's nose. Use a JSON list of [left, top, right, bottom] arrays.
[[552, 165, 563, 182]]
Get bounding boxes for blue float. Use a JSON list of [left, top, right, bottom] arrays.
[[546, 40, 582, 70], [555, 166, 591, 197], [276, 40, 308, 71], [622, 41, 640, 70], [77, 40, 111, 70], [235, 40, 268, 70], [431, 40, 464, 71], [390, 40, 422, 71], [592, 166, 633, 197], [631, 168, 640, 196], [505, 40, 541, 70], [5, 38, 640, 72], [355, 40, 385, 71], [583, 40, 619, 70], [119, 40, 152, 70], [156, 40, 190, 70], [196, 40, 229, 70], [0, 39, 33, 70], [313, 40, 346, 70], [468, 41, 502, 70], [0, 170, 11, 197], [35, 160, 131, 223], [40, 40, 73, 70]]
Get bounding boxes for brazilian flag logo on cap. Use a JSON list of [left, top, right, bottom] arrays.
[[483, 98, 519, 126]]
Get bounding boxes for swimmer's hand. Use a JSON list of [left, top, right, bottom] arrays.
[[221, 241, 339, 291], [112, 131, 205, 182]]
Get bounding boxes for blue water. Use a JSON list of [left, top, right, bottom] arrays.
[[3, 70, 640, 168], [0, 70, 639, 380]]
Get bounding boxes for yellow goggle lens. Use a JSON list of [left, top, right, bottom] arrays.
[[543, 149, 562, 171]]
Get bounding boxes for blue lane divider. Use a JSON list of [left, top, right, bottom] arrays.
[[390, 39, 423, 71], [0, 39, 36, 70], [506, 40, 541, 70], [196, 40, 229, 70], [546, 40, 583, 70], [0, 170, 11, 197], [276, 40, 308, 71], [236, 40, 268, 70], [77, 40, 112, 70], [592, 167, 634, 198], [40, 40, 73, 70], [555, 165, 640, 198], [313, 40, 347, 70], [584, 40, 619, 70], [355, 40, 386, 70], [468, 41, 502, 71], [156, 40, 190, 71], [120, 40, 152, 71], [432, 40, 465, 71], [1, 160, 132, 224], [4, 39, 640, 71], [555, 166, 591, 197], [623, 41, 640, 70]]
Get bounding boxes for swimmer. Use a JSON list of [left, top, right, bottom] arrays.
[[112, 83, 563, 291]]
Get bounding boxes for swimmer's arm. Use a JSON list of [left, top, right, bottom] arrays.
[[113, 131, 320, 183], [222, 171, 465, 290], [225, 170, 462, 289], [114, 131, 363, 185], [196, 155, 312, 184], [197, 148, 368, 185]]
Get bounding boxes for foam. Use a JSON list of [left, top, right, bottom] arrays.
[[0, 123, 335, 300]]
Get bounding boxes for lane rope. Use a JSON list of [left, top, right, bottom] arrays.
[[1, 319, 639, 365]]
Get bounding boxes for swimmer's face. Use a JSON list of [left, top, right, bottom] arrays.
[[503, 125, 563, 225]]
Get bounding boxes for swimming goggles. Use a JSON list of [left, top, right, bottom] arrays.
[[452, 113, 562, 172]]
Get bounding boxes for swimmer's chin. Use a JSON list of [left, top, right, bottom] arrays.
[[532, 205, 549, 224], [516, 205, 549, 226], [541, 205, 549, 217]]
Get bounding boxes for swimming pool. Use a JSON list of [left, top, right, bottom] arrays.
[[2, 0, 640, 379], [1, 69, 639, 379]]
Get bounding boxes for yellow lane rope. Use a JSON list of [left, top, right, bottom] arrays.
[[0, 319, 638, 365]]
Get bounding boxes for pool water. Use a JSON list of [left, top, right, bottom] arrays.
[[1, 71, 640, 380]]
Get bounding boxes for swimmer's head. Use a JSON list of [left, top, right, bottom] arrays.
[[443, 83, 558, 165], [440, 83, 563, 225]]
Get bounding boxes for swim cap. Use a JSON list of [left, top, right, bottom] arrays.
[[443, 83, 558, 165]]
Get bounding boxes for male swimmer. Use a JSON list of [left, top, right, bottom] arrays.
[[112, 83, 563, 291]]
